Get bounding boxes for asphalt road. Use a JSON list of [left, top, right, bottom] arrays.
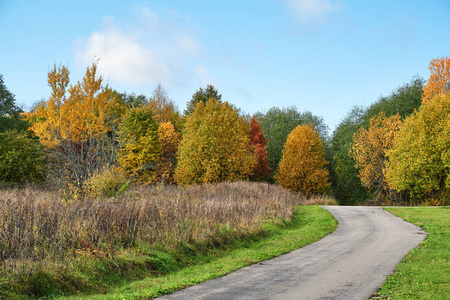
[[158, 206, 426, 300]]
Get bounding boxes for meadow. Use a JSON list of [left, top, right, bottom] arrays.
[[0, 181, 336, 299]]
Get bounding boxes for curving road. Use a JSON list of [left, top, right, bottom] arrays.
[[158, 206, 426, 300]]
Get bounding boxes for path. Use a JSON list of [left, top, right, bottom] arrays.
[[158, 206, 426, 300]]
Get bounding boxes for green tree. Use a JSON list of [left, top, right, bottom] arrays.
[[175, 99, 255, 184], [275, 124, 329, 196], [254, 106, 328, 175], [385, 93, 450, 204], [183, 84, 222, 116], [118, 106, 160, 184], [0, 130, 46, 184], [0, 75, 27, 133]]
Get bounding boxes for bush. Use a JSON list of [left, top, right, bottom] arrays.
[[82, 167, 128, 198]]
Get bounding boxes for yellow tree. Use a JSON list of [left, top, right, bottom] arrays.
[[422, 52, 450, 104], [29, 62, 126, 191], [385, 93, 450, 204], [175, 99, 255, 184], [275, 124, 329, 196], [155, 121, 181, 184], [117, 106, 160, 184], [350, 112, 402, 201], [148, 84, 181, 127]]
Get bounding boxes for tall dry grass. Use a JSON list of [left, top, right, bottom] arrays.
[[0, 182, 303, 268]]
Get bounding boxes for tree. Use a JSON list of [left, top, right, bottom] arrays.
[[249, 117, 271, 181], [183, 84, 222, 116], [29, 62, 126, 191], [275, 124, 329, 196], [0, 130, 46, 184], [254, 106, 328, 174], [422, 53, 450, 104], [155, 121, 180, 184], [0, 75, 27, 133], [385, 93, 450, 204], [148, 84, 181, 127], [350, 112, 402, 202], [175, 99, 255, 184], [117, 106, 160, 184]]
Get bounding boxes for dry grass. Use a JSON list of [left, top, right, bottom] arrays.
[[0, 182, 304, 297]]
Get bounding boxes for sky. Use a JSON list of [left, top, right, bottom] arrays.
[[1, 0, 449, 131]]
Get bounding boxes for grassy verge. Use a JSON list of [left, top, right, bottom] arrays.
[[373, 207, 450, 299], [61, 205, 336, 299]]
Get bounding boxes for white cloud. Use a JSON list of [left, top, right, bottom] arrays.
[[285, 0, 342, 24], [76, 7, 204, 88]]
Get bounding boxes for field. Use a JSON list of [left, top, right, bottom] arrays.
[[0, 182, 336, 299]]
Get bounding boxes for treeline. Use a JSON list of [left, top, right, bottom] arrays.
[[1, 50, 449, 205]]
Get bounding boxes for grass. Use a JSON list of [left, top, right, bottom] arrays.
[[61, 205, 337, 299], [0, 182, 337, 299], [373, 207, 450, 299]]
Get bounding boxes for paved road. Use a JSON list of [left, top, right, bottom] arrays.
[[158, 206, 426, 300]]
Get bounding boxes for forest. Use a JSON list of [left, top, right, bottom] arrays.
[[1, 52, 449, 205], [0, 50, 449, 298]]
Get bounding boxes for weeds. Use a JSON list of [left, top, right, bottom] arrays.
[[0, 182, 304, 298]]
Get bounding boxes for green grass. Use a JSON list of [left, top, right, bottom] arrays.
[[60, 205, 337, 299], [374, 207, 450, 299]]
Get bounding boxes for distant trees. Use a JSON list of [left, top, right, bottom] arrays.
[[175, 99, 255, 184], [275, 124, 329, 196]]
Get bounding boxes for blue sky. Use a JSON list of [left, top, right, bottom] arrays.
[[1, 0, 449, 131]]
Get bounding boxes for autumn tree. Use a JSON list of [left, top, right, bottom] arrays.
[[155, 121, 180, 184], [249, 117, 271, 181], [175, 99, 255, 184], [275, 124, 329, 196], [183, 85, 222, 116], [117, 106, 160, 184], [254, 107, 328, 175], [422, 52, 450, 104], [29, 62, 126, 191], [148, 84, 181, 127], [385, 93, 450, 204], [350, 112, 402, 202]]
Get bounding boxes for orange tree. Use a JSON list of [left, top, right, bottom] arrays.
[[422, 52, 450, 104], [385, 93, 450, 204], [350, 112, 402, 202], [155, 121, 180, 184], [175, 99, 255, 184], [275, 124, 329, 196], [29, 62, 126, 191]]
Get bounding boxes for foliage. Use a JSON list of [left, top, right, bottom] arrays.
[[117, 106, 160, 184], [155, 121, 181, 184], [275, 124, 330, 196], [254, 106, 329, 175], [422, 53, 450, 104], [0, 74, 27, 133], [175, 99, 256, 184], [183, 84, 222, 116], [29, 63, 126, 191], [350, 112, 402, 202], [148, 84, 181, 126], [121, 92, 148, 108], [82, 166, 128, 198], [329, 77, 424, 205], [0, 130, 46, 184], [385, 93, 450, 203], [249, 117, 271, 181]]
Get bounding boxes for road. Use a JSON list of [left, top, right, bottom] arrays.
[[158, 206, 426, 300]]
